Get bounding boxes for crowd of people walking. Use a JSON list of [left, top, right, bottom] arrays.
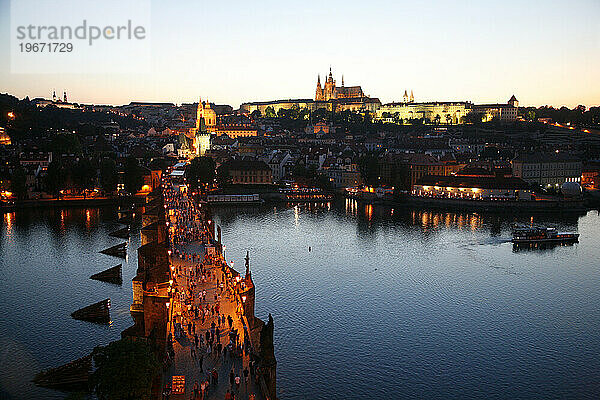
[[162, 187, 261, 400]]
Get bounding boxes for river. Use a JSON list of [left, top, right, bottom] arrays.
[[1, 202, 599, 399]]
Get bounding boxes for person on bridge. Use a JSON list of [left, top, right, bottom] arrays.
[[193, 381, 199, 399]]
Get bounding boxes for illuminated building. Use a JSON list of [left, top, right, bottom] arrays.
[[32, 91, 80, 109], [240, 99, 317, 115], [473, 95, 519, 122], [512, 153, 582, 187], [413, 175, 532, 200], [377, 94, 519, 124], [315, 67, 364, 101], [376, 97, 471, 124], [193, 98, 214, 156], [379, 153, 464, 190], [215, 124, 258, 138], [0, 127, 10, 145], [240, 68, 380, 115]]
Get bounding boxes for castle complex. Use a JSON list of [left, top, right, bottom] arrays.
[[237, 67, 520, 124], [241, 67, 381, 115], [315, 68, 365, 101]]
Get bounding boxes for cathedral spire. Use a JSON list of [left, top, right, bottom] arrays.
[[410, 90, 414, 103], [342, 75, 344, 87]]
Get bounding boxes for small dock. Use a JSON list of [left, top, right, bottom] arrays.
[[109, 226, 130, 239], [90, 264, 123, 285], [71, 298, 111, 324], [33, 354, 92, 390], [100, 243, 127, 258]]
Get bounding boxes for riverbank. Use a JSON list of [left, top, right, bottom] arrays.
[[343, 192, 590, 213], [0, 195, 147, 212], [399, 195, 588, 213]]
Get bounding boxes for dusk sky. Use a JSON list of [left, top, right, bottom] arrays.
[[0, 0, 598, 108]]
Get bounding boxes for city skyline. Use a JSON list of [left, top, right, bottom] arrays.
[[0, 0, 599, 108]]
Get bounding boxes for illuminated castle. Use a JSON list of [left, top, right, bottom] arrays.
[[315, 67, 365, 101]]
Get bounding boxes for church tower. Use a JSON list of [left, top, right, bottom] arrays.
[[195, 97, 204, 131], [403, 90, 409, 103], [324, 67, 337, 101], [315, 75, 324, 101], [410, 90, 414, 103], [194, 97, 212, 157]]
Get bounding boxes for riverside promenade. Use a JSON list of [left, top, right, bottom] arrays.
[[162, 187, 273, 400]]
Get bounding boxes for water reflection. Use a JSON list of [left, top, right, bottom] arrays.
[[512, 241, 578, 253], [3, 212, 14, 234]]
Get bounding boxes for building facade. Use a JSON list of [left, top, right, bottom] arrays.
[[472, 95, 519, 122], [376, 101, 471, 124], [413, 175, 532, 200], [216, 124, 258, 138], [512, 153, 582, 187], [221, 160, 273, 185]]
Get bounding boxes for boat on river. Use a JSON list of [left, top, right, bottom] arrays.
[[512, 225, 579, 244]]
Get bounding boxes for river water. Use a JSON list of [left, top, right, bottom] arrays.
[[0, 207, 140, 399], [212, 200, 600, 400], [1, 202, 599, 399]]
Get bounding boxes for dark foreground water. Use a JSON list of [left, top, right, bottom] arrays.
[[1, 202, 600, 399], [0, 207, 140, 400]]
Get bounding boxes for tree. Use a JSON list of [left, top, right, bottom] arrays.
[[186, 156, 216, 191], [100, 158, 118, 194], [50, 132, 81, 155], [250, 109, 262, 120], [464, 111, 484, 124], [90, 339, 159, 400], [277, 108, 287, 118], [526, 110, 536, 122], [45, 161, 67, 197], [312, 108, 329, 123], [265, 106, 276, 118], [358, 153, 380, 186], [445, 114, 452, 125], [123, 156, 143, 194], [71, 158, 96, 192], [10, 167, 28, 200]]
